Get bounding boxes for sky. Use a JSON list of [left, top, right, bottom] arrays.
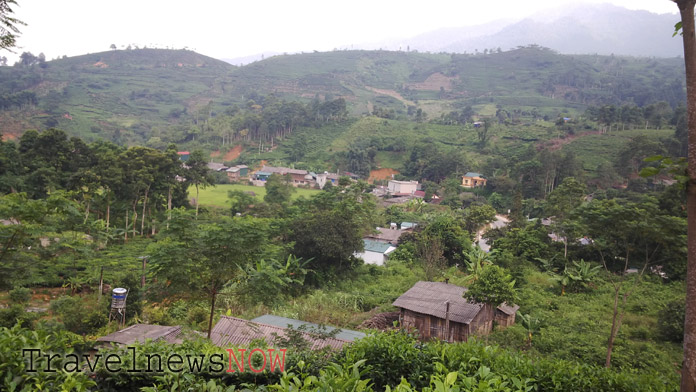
[[6, 0, 681, 63]]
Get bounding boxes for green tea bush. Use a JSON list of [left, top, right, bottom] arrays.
[[340, 330, 438, 390], [8, 287, 31, 304]]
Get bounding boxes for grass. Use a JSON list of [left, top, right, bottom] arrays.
[[191, 184, 321, 207]]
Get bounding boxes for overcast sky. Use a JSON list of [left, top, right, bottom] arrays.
[[7, 0, 680, 63]]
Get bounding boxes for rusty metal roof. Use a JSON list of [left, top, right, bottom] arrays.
[[97, 324, 182, 345], [210, 316, 350, 350]]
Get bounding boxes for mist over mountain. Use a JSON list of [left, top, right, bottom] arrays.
[[356, 4, 682, 57]]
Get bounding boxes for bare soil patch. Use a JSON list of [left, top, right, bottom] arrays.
[[224, 145, 243, 161], [537, 130, 601, 151], [408, 72, 457, 91], [369, 168, 399, 182]]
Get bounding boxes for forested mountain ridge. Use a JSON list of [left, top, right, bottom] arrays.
[[0, 46, 685, 146]]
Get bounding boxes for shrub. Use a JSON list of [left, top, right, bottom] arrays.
[[8, 287, 31, 304], [658, 299, 685, 343]]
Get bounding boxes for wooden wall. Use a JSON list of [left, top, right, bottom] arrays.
[[400, 306, 495, 342], [495, 309, 517, 328]]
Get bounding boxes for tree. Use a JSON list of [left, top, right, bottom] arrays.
[[462, 204, 496, 237], [228, 189, 256, 215], [673, 1, 696, 388], [185, 150, 213, 217], [0, 0, 23, 51], [544, 177, 585, 258], [264, 173, 294, 205], [463, 265, 517, 307], [579, 198, 685, 368], [416, 234, 445, 281], [148, 211, 270, 338]]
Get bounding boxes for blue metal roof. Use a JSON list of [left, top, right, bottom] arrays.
[[250, 315, 366, 342], [363, 239, 393, 254], [401, 222, 416, 229], [464, 172, 484, 178]]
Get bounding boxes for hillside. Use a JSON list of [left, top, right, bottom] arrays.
[[0, 47, 685, 146]]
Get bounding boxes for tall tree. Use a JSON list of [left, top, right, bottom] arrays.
[[185, 150, 213, 217], [673, 1, 696, 389], [0, 0, 23, 51], [148, 211, 270, 338]]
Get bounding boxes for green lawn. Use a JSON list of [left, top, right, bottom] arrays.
[[191, 184, 321, 207]]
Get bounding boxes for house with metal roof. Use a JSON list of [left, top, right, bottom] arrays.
[[354, 239, 397, 266], [250, 315, 366, 342], [462, 172, 487, 188], [210, 316, 350, 350], [393, 281, 519, 342]]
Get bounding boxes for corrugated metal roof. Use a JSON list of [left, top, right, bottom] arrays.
[[365, 227, 404, 245], [363, 239, 393, 254], [211, 316, 350, 350], [393, 281, 482, 324], [497, 303, 520, 315], [250, 315, 366, 342], [393, 281, 516, 324], [463, 172, 484, 178], [260, 165, 308, 176], [97, 324, 182, 345]]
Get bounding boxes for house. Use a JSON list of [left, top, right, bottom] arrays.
[[388, 180, 418, 195], [400, 222, 417, 230], [207, 162, 228, 172], [254, 166, 314, 187], [210, 316, 350, 350], [365, 227, 405, 246], [461, 172, 487, 188], [313, 172, 340, 189], [96, 324, 183, 347], [354, 239, 396, 266], [226, 165, 249, 181], [250, 315, 366, 342], [392, 281, 519, 342], [176, 151, 190, 162]]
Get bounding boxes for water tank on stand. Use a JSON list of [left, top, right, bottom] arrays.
[[111, 288, 128, 309], [109, 288, 128, 327]]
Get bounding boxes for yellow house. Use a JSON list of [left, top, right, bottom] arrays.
[[462, 172, 487, 188]]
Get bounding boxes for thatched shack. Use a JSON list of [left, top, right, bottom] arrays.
[[392, 281, 519, 342]]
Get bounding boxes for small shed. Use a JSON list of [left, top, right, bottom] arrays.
[[495, 303, 520, 327], [393, 281, 518, 342]]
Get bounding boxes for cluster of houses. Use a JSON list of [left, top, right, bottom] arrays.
[[204, 162, 355, 190], [97, 280, 518, 352]]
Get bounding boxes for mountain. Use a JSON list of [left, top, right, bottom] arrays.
[[377, 4, 682, 57], [0, 47, 685, 146]]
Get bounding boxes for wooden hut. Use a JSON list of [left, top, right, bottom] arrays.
[[392, 281, 518, 342], [495, 304, 519, 327]]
